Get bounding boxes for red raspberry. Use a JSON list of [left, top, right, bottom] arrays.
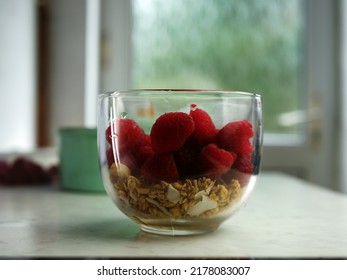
[[227, 154, 254, 187], [106, 132, 153, 175], [105, 119, 146, 150], [123, 135, 154, 175], [150, 112, 195, 153], [233, 154, 254, 174], [144, 134, 151, 146], [119, 150, 142, 176], [107, 147, 146, 176], [9, 158, 49, 185], [174, 144, 199, 178], [215, 120, 253, 155], [0, 160, 10, 184], [136, 145, 154, 165], [198, 143, 236, 179], [223, 150, 254, 187], [141, 153, 179, 182], [106, 147, 115, 167], [189, 105, 218, 147], [237, 140, 253, 155]]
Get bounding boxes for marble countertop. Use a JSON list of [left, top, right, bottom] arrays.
[[1, 172, 347, 259]]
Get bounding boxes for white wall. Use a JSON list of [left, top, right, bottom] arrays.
[[0, 0, 37, 152], [48, 0, 86, 145], [0, 0, 132, 150]]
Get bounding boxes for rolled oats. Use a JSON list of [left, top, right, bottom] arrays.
[[109, 163, 245, 219]]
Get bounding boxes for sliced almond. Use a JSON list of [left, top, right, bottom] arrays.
[[167, 184, 180, 203], [187, 195, 218, 216]]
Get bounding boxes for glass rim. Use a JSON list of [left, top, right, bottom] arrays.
[[98, 89, 261, 99]]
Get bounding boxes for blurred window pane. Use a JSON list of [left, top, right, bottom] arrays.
[[131, 0, 304, 136]]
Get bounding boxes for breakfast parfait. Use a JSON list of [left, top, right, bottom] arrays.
[[104, 104, 254, 222]]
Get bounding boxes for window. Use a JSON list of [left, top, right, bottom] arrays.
[[99, 0, 341, 191], [131, 0, 304, 138]]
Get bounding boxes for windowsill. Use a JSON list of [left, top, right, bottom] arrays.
[[263, 133, 306, 147]]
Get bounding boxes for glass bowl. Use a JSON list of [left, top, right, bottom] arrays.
[[97, 89, 263, 235]]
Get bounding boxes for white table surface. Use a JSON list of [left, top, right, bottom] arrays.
[[1, 172, 347, 259]]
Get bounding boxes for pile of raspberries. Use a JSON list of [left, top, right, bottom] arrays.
[[0, 157, 58, 185], [106, 104, 253, 183]]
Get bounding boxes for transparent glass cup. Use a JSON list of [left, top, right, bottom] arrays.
[[98, 89, 263, 235]]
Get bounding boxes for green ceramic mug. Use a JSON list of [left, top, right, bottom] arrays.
[[59, 127, 104, 192]]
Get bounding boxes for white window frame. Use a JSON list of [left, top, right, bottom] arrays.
[[262, 0, 341, 191], [340, 0, 347, 193]]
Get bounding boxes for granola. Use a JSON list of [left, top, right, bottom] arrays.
[[109, 163, 244, 219]]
